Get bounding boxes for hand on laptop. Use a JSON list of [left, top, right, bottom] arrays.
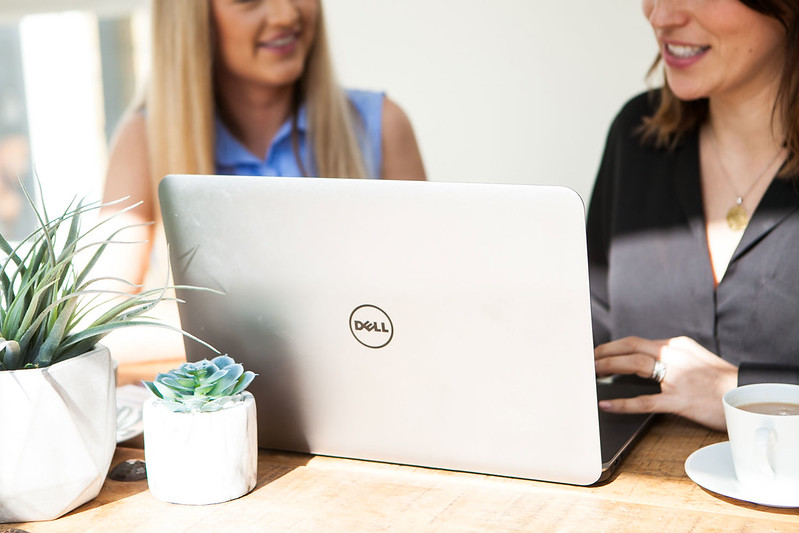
[[594, 336, 739, 431]]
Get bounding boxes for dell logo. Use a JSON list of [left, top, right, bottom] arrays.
[[353, 320, 390, 333], [350, 304, 393, 349]]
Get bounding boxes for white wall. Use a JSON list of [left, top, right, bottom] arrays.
[[1, 0, 659, 205], [326, 1, 658, 203]]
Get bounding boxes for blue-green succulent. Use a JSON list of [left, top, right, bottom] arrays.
[[143, 355, 256, 413]]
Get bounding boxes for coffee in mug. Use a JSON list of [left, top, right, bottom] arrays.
[[737, 402, 799, 416], [723, 383, 799, 494]]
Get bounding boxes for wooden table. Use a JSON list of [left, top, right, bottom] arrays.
[[6, 413, 799, 532]]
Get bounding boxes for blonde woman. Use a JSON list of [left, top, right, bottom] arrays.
[[101, 0, 425, 363]]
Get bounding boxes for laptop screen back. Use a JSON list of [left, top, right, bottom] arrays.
[[159, 175, 603, 485]]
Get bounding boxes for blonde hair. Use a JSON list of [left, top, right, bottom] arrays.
[[145, 0, 369, 194]]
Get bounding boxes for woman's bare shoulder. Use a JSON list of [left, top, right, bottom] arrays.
[[110, 111, 148, 152], [381, 97, 426, 180], [104, 110, 152, 207]]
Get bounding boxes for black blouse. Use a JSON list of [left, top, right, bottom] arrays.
[[587, 91, 799, 386]]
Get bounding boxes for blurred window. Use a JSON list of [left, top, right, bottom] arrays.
[[0, 23, 34, 241], [0, 2, 147, 241]]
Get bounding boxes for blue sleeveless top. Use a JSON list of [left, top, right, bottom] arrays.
[[214, 89, 383, 179]]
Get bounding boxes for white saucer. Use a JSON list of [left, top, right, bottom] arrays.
[[116, 384, 150, 443], [116, 404, 143, 442], [685, 441, 799, 508]]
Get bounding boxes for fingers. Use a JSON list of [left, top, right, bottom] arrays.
[[594, 336, 667, 379], [594, 335, 736, 429], [594, 336, 665, 360], [599, 393, 662, 415], [593, 336, 678, 414], [595, 353, 657, 379]]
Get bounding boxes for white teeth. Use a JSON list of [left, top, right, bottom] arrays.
[[266, 36, 294, 47], [666, 43, 708, 58]]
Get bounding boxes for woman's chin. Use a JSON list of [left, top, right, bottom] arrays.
[[666, 82, 710, 102]]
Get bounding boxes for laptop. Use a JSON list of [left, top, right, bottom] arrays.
[[159, 174, 656, 486]]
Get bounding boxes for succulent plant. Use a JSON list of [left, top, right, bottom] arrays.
[[143, 355, 256, 413], [0, 182, 214, 371]]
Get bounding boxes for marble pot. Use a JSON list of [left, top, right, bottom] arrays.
[[143, 391, 258, 505], [0, 345, 117, 523]]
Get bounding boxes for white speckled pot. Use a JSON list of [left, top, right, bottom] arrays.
[[143, 391, 258, 505], [0, 345, 117, 523]]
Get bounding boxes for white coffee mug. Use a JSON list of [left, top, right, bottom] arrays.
[[723, 383, 799, 494]]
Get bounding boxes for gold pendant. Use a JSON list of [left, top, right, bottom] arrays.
[[726, 203, 748, 231]]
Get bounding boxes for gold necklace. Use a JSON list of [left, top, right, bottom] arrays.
[[708, 128, 784, 231]]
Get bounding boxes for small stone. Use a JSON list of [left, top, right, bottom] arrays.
[[108, 459, 147, 482]]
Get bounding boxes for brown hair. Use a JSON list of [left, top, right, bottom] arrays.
[[641, 0, 799, 177], [145, 0, 369, 194]]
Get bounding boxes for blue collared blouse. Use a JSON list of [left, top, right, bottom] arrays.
[[214, 89, 384, 179]]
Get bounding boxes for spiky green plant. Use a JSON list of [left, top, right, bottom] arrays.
[[0, 184, 214, 371], [143, 355, 256, 413]]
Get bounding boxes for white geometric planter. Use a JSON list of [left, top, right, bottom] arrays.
[[0, 345, 117, 523], [143, 391, 257, 505]]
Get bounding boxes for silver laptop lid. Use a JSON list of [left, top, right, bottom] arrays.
[[159, 175, 602, 485]]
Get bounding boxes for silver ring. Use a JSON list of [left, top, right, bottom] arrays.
[[650, 360, 667, 383]]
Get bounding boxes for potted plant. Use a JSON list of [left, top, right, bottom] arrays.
[[0, 187, 210, 523], [142, 355, 257, 505]]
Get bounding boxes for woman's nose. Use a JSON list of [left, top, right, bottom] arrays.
[[643, 0, 691, 30]]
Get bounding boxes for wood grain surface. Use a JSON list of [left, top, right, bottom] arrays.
[[7, 415, 799, 532]]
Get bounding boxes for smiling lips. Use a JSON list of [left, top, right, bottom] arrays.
[[264, 35, 295, 47], [259, 33, 299, 54], [663, 42, 710, 68]]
